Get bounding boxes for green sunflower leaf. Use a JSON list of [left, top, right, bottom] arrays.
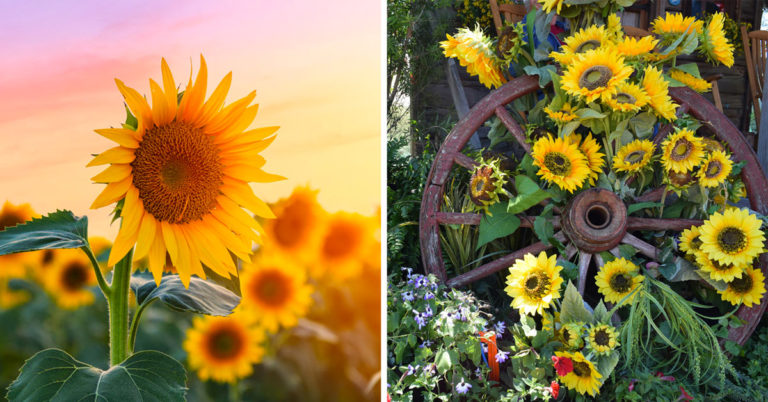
[[0, 210, 88, 257], [560, 281, 593, 324], [478, 203, 521, 249], [596, 350, 620, 380], [130, 273, 240, 316], [7, 348, 186, 402]]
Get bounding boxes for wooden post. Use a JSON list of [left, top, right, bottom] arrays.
[[758, 58, 768, 176]]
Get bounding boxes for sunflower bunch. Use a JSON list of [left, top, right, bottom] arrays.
[[539, 0, 637, 31], [496, 22, 527, 63], [440, 25, 507, 89]]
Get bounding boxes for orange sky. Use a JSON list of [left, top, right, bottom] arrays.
[[0, 1, 381, 238]]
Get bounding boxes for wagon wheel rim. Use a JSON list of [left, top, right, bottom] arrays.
[[419, 75, 768, 345]]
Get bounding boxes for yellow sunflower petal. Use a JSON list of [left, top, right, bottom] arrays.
[[94, 128, 140, 149], [86, 146, 135, 167]]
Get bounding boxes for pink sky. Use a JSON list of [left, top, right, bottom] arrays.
[[0, 0, 381, 238]]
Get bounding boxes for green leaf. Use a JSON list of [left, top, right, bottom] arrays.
[[508, 175, 551, 214], [627, 202, 663, 215], [596, 351, 620, 380], [575, 109, 606, 120], [130, 274, 240, 316], [532, 331, 549, 349], [123, 105, 138, 130], [618, 244, 637, 259], [521, 315, 537, 337], [7, 348, 186, 402], [407, 334, 417, 348], [560, 281, 593, 324], [629, 112, 656, 138], [0, 210, 88, 256], [675, 63, 702, 78], [533, 216, 554, 246], [593, 300, 609, 324], [435, 349, 453, 374], [478, 203, 521, 249]]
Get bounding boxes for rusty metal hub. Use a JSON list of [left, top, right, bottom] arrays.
[[561, 188, 627, 253]]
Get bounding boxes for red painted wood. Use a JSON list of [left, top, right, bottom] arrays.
[[495, 106, 532, 153], [626, 217, 704, 231], [446, 239, 555, 288]]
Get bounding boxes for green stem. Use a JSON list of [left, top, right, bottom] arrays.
[[229, 381, 241, 402], [108, 249, 133, 366], [81, 245, 110, 298], [129, 298, 155, 352]]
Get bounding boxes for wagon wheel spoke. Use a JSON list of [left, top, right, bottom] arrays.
[[453, 152, 478, 171], [635, 186, 667, 203], [621, 233, 660, 260], [576, 251, 592, 294], [446, 232, 565, 288], [435, 212, 561, 229], [494, 106, 531, 154], [626, 217, 703, 232], [565, 243, 578, 260]]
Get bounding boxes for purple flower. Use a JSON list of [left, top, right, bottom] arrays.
[[423, 306, 434, 318], [401, 291, 415, 302], [423, 291, 435, 300], [414, 311, 427, 329], [405, 364, 419, 376], [495, 350, 510, 363], [456, 378, 472, 394], [419, 340, 432, 348], [423, 364, 435, 375], [494, 321, 507, 337], [401, 267, 413, 278], [415, 276, 429, 288], [475, 367, 483, 379]]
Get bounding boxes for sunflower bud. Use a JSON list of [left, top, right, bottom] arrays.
[[469, 157, 508, 213]]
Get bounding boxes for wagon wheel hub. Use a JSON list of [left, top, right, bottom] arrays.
[[561, 188, 627, 253]]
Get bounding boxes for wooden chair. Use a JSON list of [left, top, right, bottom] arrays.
[[489, 0, 527, 36], [741, 25, 768, 134]]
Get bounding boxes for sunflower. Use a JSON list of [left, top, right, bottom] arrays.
[[0, 201, 39, 279], [0, 281, 29, 309], [695, 251, 745, 283], [555, 351, 602, 396], [661, 129, 705, 173], [469, 157, 508, 213], [595, 257, 644, 305], [560, 321, 585, 350], [88, 236, 112, 273], [699, 208, 765, 267], [642, 66, 678, 121], [41, 248, 97, 309], [184, 313, 265, 383], [612, 139, 655, 174], [441, 26, 506, 89], [702, 138, 726, 153], [539, 0, 565, 14], [651, 12, 703, 37], [567, 133, 605, 185], [261, 186, 326, 264], [542, 310, 560, 333], [317, 212, 376, 280], [551, 25, 611, 66], [587, 324, 619, 355], [699, 13, 735, 67], [545, 103, 577, 124], [669, 69, 711, 93], [561, 48, 632, 103], [606, 14, 622, 40], [614, 36, 658, 58], [504, 251, 564, 316], [719, 266, 766, 307], [679, 225, 703, 256], [238, 253, 314, 333], [698, 150, 732, 188], [532, 135, 590, 193], [88, 56, 281, 287], [602, 82, 650, 113]]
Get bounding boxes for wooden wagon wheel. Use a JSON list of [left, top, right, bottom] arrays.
[[419, 75, 768, 345]]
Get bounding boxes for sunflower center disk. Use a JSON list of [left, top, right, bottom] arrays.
[[544, 152, 572, 176], [62, 262, 88, 291], [253, 270, 291, 307], [208, 328, 243, 359], [705, 161, 722, 178], [614, 92, 637, 105], [730, 274, 753, 294], [718, 227, 747, 253], [561, 188, 627, 253], [609, 273, 631, 293], [594, 329, 610, 346], [524, 272, 551, 297], [579, 66, 612, 91], [671, 140, 692, 160], [572, 361, 591, 378], [131, 122, 223, 224], [575, 40, 601, 53], [0, 212, 24, 231], [625, 150, 645, 165]]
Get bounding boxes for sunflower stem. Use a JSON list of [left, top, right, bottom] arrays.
[[81, 244, 111, 298], [128, 298, 155, 352], [108, 249, 133, 366]]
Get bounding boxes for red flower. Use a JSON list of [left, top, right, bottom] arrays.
[[550, 381, 560, 399], [678, 386, 693, 401], [628, 379, 637, 392], [552, 355, 573, 376], [655, 371, 675, 382], [387, 393, 392, 402]]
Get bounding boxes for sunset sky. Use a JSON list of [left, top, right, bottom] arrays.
[[0, 0, 381, 239]]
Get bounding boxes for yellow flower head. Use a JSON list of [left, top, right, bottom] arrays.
[[652, 12, 703, 36], [41, 248, 97, 310], [700, 13, 734, 67], [615, 36, 659, 58], [561, 321, 585, 349], [539, 0, 565, 14], [698, 150, 732, 188], [469, 157, 508, 213], [718, 266, 766, 307], [552, 25, 612, 66], [612, 139, 655, 174], [88, 56, 282, 288], [183, 312, 265, 383], [555, 351, 602, 396], [545, 103, 578, 124], [441, 26, 506, 89], [642, 66, 678, 121], [504, 251, 564, 316], [318, 212, 376, 280], [567, 133, 605, 186], [669, 69, 711, 93], [587, 324, 619, 355], [532, 135, 590, 193], [602, 82, 650, 113], [606, 14, 622, 40], [238, 252, 314, 333], [595, 257, 644, 305], [699, 208, 765, 267], [262, 186, 326, 263], [661, 128, 705, 173], [679, 225, 702, 256], [562, 47, 632, 103], [695, 250, 746, 283], [0, 281, 30, 309]]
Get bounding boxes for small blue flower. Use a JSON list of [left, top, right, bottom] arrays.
[[456, 378, 472, 394], [423, 364, 435, 375], [422, 306, 433, 318], [494, 321, 507, 337], [495, 350, 510, 363], [405, 364, 419, 376], [423, 291, 435, 300], [475, 367, 483, 379], [419, 340, 432, 348], [401, 291, 415, 302], [415, 276, 429, 289], [414, 312, 427, 329]]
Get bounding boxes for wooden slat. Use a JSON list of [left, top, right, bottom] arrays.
[[436, 212, 481, 225], [495, 106, 532, 153], [453, 152, 477, 170]]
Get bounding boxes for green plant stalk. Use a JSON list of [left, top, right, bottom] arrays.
[[81, 245, 110, 297], [108, 249, 133, 366], [129, 298, 156, 351]]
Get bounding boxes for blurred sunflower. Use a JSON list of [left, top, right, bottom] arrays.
[[595, 258, 644, 305], [184, 313, 265, 383], [679, 225, 702, 256], [555, 351, 602, 396], [261, 186, 326, 263], [88, 236, 112, 274], [88, 56, 282, 287], [612, 139, 655, 173], [440, 26, 506, 89], [560, 321, 585, 349], [239, 253, 314, 333], [719, 266, 766, 307], [651, 12, 703, 37], [587, 324, 619, 355], [0, 201, 39, 279], [41, 248, 96, 309], [544, 103, 577, 124], [669, 69, 711, 93], [606, 14, 622, 40], [469, 158, 507, 214], [551, 25, 611, 66], [661, 128, 704, 173], [567, 133, 604, 186], [698, 150, 732, 188], [614, 36, 658, 58], [699, 13, 734, 67], [602, 82, 650, 113], [0, 281, 29, 309], [539, 0, 565, 14], [695, 251, 745, 283], [504, 251, 564, 316], [561, 48, 632, 103], [532, 135, 590, 193], [699, 208, 765, 267], [318, 212, 376, 280], [642, 66, 677, 121]]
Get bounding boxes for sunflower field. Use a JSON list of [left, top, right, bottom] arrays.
[[388, 0, 768, 400], [0, 57, 380, 401]]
